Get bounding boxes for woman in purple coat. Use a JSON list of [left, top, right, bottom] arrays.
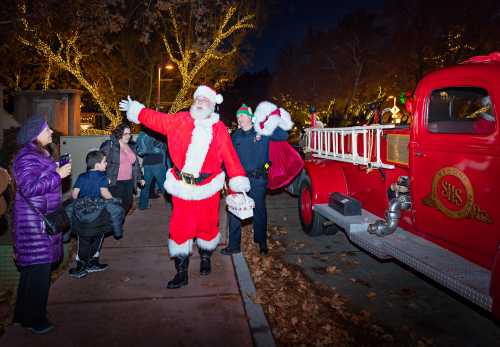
[[12, 115, 71, 334]]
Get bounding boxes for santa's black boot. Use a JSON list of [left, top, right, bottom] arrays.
[[199, 249, 213, 276], [167, 256, 189, 289]]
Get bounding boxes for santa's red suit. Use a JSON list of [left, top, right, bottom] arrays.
[[132, 107, 248, 256]]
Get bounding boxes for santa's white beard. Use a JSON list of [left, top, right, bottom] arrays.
[[190, 104, 214, 120]]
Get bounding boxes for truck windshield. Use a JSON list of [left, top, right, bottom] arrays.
[[427, 87, 496, 135]]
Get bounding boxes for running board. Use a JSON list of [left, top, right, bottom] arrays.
[[313, 203, 492, 312]]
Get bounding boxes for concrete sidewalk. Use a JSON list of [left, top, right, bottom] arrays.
[[1, 198, 255, 347]]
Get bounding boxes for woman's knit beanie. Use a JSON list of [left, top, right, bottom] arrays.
[[16, 115, 48, 145]]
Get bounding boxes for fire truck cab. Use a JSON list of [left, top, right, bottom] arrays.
[[293, 53, 500, 318]]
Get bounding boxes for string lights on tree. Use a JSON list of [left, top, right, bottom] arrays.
[[162, 5, 254, 113], [425, 27, 475, 67], [43, 58, 53, 91], [17, 4, 122, 134], [275, 94, 336, 128]]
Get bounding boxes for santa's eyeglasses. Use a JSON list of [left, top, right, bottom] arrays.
[[194, 97, 212, 106]]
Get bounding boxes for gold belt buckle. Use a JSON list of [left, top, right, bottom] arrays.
[[180, 172, 195, 185]]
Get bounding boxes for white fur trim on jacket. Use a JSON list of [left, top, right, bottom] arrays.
[[182, 113, 219, 178], [168, 238, 193, 257], [196, 233, 221, 251], [229, 176, 250, 193], [164, 169, 226, 200]]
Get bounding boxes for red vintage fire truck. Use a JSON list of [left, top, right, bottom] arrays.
[[292, 53, 500, 319]]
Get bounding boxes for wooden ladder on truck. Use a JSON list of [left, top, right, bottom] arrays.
[[304, 124, 395, 169]]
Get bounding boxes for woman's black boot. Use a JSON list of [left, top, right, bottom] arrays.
[[199, 249, 213, 276], [167, 256, 189, 289]]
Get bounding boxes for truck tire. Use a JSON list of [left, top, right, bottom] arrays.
[[298, 176, 325, 236]]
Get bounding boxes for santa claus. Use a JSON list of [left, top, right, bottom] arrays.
[[119, 86, 250, 289]]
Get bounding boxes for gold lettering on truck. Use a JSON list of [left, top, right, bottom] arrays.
[[432, 167, 473, 219], [422, 167, 492, 224], [441, 179, 463, 207]]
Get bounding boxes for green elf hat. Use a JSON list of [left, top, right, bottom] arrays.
[[236, 104, 254, 121]]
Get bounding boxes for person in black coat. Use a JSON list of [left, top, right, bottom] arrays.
[[100, 123, 144, 215]]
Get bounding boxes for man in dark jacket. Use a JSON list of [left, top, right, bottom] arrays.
[[135, 128, 168, 210], [221, 104, 288, 256]]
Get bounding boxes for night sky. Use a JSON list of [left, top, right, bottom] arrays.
[[247, 0, 383, 72]]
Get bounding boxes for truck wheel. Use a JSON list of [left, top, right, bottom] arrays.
[[299, 177, 325, 236]]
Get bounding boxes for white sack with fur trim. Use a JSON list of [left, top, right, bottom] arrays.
[[253, 101, 293, 136]]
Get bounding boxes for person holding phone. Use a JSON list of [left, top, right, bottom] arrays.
[[12, 115, 71, 334], [100, 123, 144, 215], [59, 153, 71, 166]]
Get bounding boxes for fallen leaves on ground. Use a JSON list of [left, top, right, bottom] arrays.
[[242, 224, 410, 346], [270, 225, 288, 236], [399, 287, 417, 298], [349, 277, 372, 288], [242, 225, 351, 346], [326, 265, 338, 274]]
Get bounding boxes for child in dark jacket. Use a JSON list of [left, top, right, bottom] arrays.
[[66, 150, 124, 279]]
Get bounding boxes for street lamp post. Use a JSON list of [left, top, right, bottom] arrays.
[[156, 65, 161, 111], [156, 63, 175, 111]]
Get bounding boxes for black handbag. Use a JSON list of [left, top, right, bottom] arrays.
[[44, 205, 71, 235], [19, 191, 70, 235]]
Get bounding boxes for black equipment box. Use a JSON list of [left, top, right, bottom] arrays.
[[328, 192, 362, 216]]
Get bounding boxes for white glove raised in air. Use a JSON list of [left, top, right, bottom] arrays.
[[119, 96, 145, 124]]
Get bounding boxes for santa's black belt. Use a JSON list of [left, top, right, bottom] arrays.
[[172, 166, 213, 185]]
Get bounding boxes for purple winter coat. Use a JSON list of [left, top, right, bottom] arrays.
[[13, 143, 63, 266]]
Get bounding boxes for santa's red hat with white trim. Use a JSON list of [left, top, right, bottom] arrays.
[[193, 85, 224, 105]]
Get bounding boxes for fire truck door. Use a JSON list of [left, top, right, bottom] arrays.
[[411, 87, 499, 268]]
